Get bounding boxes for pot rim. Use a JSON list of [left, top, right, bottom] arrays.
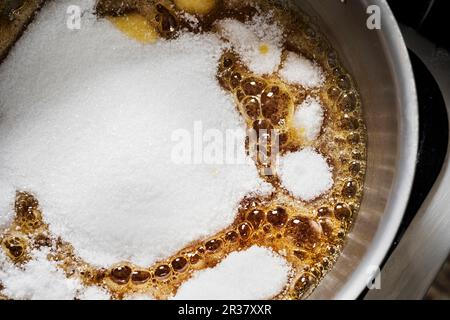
[[335, 0, 419, 299]]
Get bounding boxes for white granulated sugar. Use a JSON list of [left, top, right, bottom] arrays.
[[279, 148, 333, 201], [77, 286, 111, 300], [124, 293, 155, 300], [173, 246, 291, 300], [0, 249, 90, 300], [0, 0, 272, 268], [294, 97, 324, 141], [279, 51, 325, 88], [216, 13, 284, 75], [0, 182, 14, 229]]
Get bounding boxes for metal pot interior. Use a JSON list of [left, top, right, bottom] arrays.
[[290, 0, 418, 299]]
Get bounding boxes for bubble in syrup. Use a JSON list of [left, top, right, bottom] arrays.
[[328, 245, 338, 255], [321, 257, 330, 269], [326, 51, 339, 69], [33, 233, 52, 248], [326, 86, 340, 100], [260, 86, 280, 116], [223, 57, 234, 69], [352, 150, 363, 160], [230, 72, 242, 88], [0, 1, 367, 300], [304, 27, 316, 39], [294, 272, 316, 297], [197, 247, 205, 254], [242, 77, 265, 96], [293, 249, 307, 260], [332, 67, 343, 78], [349, 161, 361, 175], [337, 74, 351, 90], [242, 96, 261, 119], [338, 91, 357, 112], [95, 269, 107, 283], [310, 266, 322, 278], [287, 216, 322, 248], [342, 180, 357, 198], [2, 236, 26, 260], [131, 270, 151, 284], [246, 209, 265, 228], [110, 265, 132, 285], [267, 207, 288, 227], [171, 257, 188, 272], [238, 222, 252, 239], [236, 89, 245, 102], [15, 192, 38, 214], [262, 224, 272, 233], [154, 264, 171, 279], [334, 203, 351, 220], [189, 253, 201, 265], [205, 239, 222, 252], [314, 39, 329, 58], [261, 87, 290, 123], [218, 70, 232, 90], [279, 132, 289, 146], [315, 207, 329, 217], [269, 110, 288, 126], [347, 132, 360, 144], [252, 119, 273, 140], [155, 4, 178, 36], [224, 230, 238, 242], [14, 192, 43, 232], [341, 115, 359, 130], [319, 217, 333, 237]]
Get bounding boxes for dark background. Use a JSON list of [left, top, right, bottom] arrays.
[[387, 0, 450, 51]]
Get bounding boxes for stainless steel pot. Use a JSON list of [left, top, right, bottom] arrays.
[[0, 0, 419, 299], [291, 0, 419, 299]]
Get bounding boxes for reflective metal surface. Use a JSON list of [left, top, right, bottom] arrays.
[[365, 26, 450, 300], [289, 0, 418, 299]]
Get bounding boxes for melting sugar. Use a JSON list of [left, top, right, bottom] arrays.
[[0, 0, 367, 300]]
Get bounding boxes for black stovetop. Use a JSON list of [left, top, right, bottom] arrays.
[[388, 0, 450, 51]]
